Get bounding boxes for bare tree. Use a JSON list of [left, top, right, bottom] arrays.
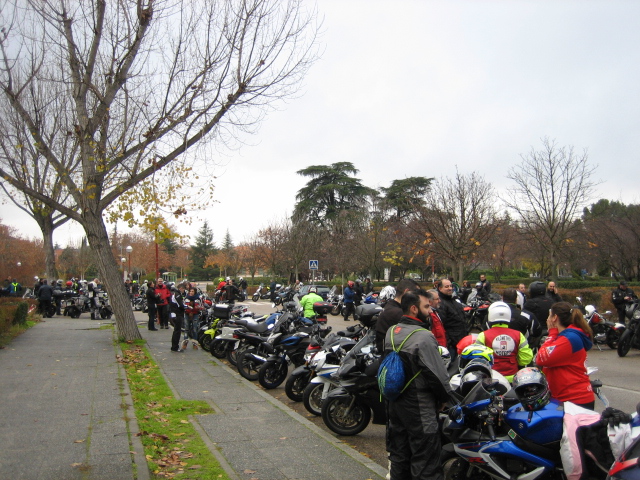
[[504, 138, 598, 279], [0, 0, 317, 340], [411, 171, 497, 282]]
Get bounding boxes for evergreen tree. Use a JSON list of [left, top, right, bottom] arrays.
[[190, 221, 217, 280]]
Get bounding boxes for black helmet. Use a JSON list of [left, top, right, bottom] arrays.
[[512, 367, 551, 411], [528, 281, 546, 298], [459, 371, 488, 396]]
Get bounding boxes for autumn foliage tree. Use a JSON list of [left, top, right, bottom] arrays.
[[0, 0, 318, 340]]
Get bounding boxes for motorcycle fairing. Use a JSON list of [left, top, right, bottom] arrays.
[[454, 438, 555, 479]]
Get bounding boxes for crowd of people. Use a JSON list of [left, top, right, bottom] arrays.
[[368, 276, 609, 479]]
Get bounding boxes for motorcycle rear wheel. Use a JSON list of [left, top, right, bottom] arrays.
[[258, 360, 288, 389], [237, 347, 264, 381], [321, 395, 371, 436], [606, 329, 621, 349], [618, 329, 633, 357], [68, 306, 81, 319], [210, 339, 227, 359], [285, 371, 311, 402]]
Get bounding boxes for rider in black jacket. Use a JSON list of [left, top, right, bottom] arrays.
[[612, 280, 637, 324], [523, 281, 554, 330], [437, 278, 467, 355]]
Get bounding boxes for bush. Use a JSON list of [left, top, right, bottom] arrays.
[[13, 302, 28, 325]]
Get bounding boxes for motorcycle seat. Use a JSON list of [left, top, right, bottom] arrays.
[[233, 319, 271, 334]]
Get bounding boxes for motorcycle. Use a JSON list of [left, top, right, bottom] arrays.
[[325, 286, 343, 316], [95, 291, 113, 319], [463, 293, 501, 333], [320, 327, 386, 436], [442, 369, 612, 480], [285, 330, 353, 403], [256, 304, 323, 390], [575, 296, 625, 351], [272, 285, 296, 307], [618, 300, 640, 357], [252, 283, 275, 302]]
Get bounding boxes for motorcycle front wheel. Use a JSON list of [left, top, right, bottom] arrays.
[[321, 395, 371, 436], [303, 382, 330, 416], [258, 360, 288, 389], [330, 305, 340, 316], [443, 457, 484, 480], [617, 329, 633, 357], [199, 333, 214, 352], [237, 347, 265, 381], [285, 371, 312, 402], [209, 339, 227, 359], [252, 294, 259, 302], [607, 328, 621, 349]]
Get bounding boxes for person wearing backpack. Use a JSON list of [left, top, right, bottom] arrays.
[[382, 290, 457, 480]]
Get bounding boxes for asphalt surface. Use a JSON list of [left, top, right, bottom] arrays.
[[0, 306, 387, 480]]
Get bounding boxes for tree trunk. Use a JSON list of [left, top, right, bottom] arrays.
[[82, 212, 141, 341], [41, 216, 58, 280]]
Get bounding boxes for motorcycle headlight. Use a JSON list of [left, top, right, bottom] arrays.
[[633, 310, 640, 320]]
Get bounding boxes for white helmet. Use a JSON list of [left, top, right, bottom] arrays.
[[584, 305, 596, 317], [487, 301, 512, 327], [225, 276, 231, 281], [379, 285, 396, 302]]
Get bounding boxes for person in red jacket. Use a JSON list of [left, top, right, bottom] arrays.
[[535, 301, 594, 409], [154, 278, 172, 329], [475, 301, 533, 382], [427, 289, 448, 347]]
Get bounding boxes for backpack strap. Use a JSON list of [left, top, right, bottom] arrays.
[[390, 327, 428, 394]]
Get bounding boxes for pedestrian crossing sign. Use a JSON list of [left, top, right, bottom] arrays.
[[309, 260, 318, 270]]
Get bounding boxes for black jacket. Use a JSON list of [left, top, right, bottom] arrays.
[[612, 287, 637, 308], [38, 284, 53, 301], [438, 291, 467, 346], [375, 299, 403, 354], [507, 303, 542, 338], [523, 295, 554, 328]]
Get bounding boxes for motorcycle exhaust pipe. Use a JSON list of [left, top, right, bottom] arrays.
[[246, 352, 268, 364]]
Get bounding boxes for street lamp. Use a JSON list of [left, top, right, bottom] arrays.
[[126, 245, 133, 280], [121, 257, 127, 281]]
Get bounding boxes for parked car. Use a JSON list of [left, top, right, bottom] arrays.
[[297, 285, 332, 301]]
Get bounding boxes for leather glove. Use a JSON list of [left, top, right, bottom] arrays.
[[600, 407, 632, 428], [448, 405, 462, 421]]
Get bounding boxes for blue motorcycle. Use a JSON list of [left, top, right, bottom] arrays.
[[443, 380, 567, 480]]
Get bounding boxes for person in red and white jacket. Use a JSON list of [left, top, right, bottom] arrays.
[[535, 301, 595, 409]]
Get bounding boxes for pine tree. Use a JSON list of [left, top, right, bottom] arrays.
[[190, 221, 217, 280]]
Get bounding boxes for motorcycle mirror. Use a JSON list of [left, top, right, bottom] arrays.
[[576, 296, 582, 302]]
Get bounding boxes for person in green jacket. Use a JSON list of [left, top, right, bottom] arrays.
[[299, 286, 323, 318]]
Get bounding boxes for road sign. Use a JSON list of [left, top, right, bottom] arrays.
[[309, 260, 318, 270]]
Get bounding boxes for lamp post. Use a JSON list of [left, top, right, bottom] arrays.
[[126, 246, 133, 280], [121, 257, 127, 281]]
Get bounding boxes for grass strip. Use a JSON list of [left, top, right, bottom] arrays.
[[0, 319, 38, 348], [118, 341, 228, 479]]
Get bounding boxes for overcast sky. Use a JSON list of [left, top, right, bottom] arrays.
[[2, 0, 640, 248]]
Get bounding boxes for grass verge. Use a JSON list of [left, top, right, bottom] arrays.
[[0, 319, 39, 348], [118, 342, 228, 479]]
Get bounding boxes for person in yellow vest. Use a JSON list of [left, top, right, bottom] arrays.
[[475, 301, 533, 382], [299, 286, 323, 318]]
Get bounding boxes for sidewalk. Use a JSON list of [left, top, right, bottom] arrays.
[[0, 314, 387, 480]]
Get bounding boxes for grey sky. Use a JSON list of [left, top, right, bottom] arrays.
[[2, 0, 639, 246]]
